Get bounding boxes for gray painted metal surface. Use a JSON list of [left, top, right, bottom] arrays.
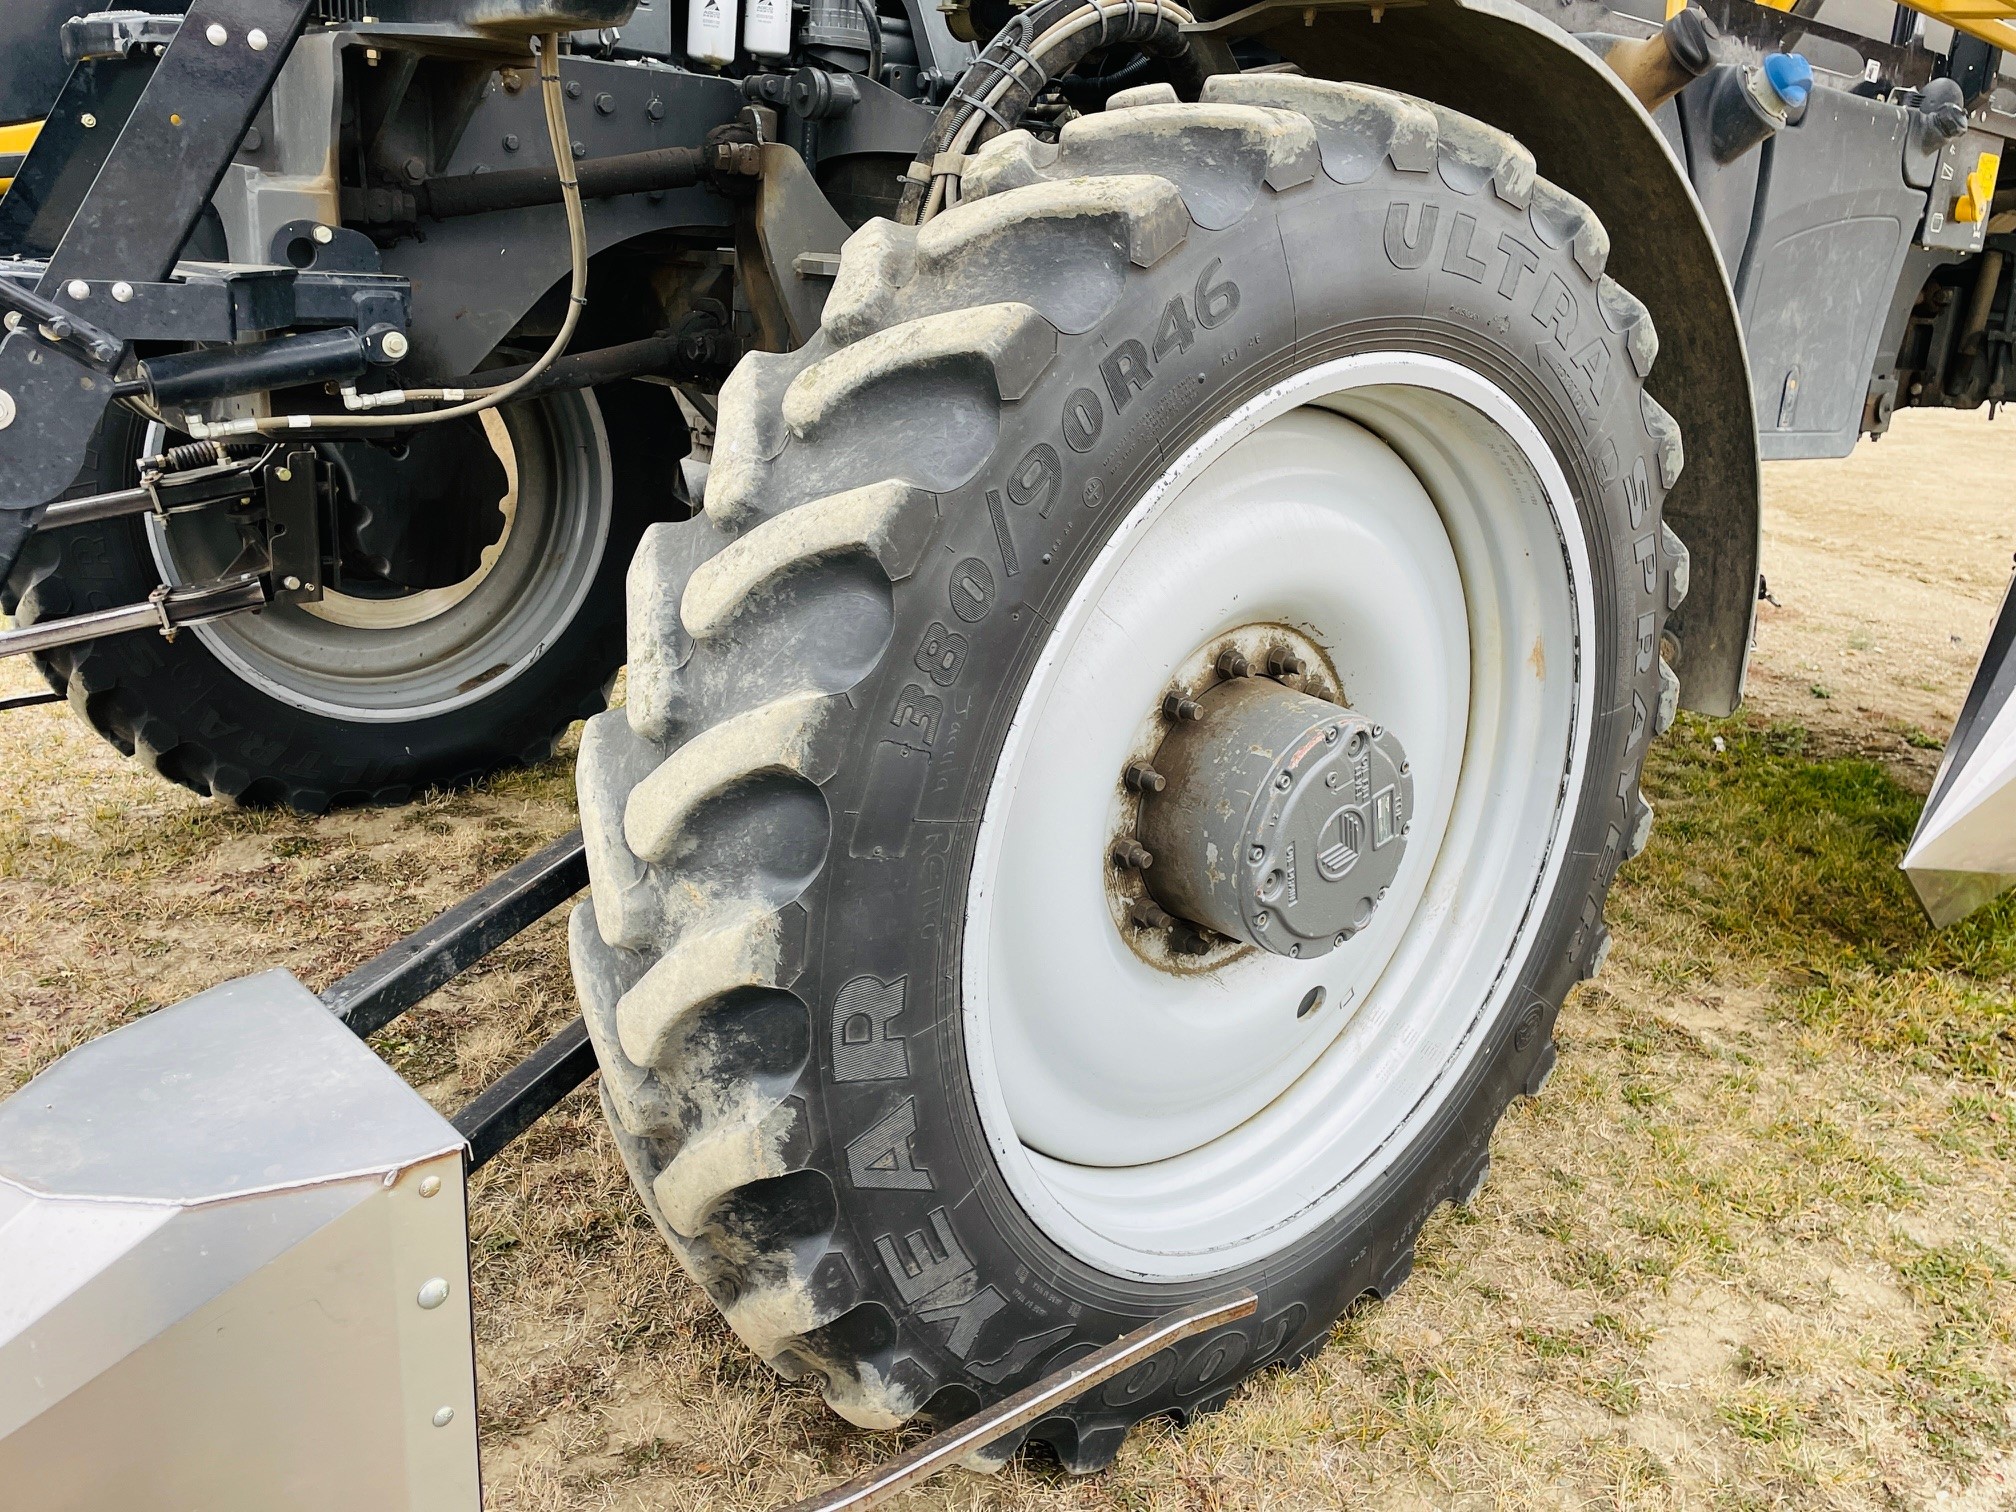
[[1904, 572, 2016, 925], [0, 970, 479, 1510]]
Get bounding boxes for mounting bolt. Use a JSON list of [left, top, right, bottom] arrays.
[[1247, 844, 1265, 864], [64, 280, 89, 301], [415, 1277, 450, 1310], [0, 390, 16, 431], [1123, 761, 1166, 793], [312, 224, 335, 244], [205, 21, 228, 44], [1266, 649, 1307, 680], [1274, 771, 1293, 790], [1215, 648, 1250, 679], [282, 575, 303, 591], [432, 1406, 455, 1428], [379, 329, 410, 362], [566, 79, 584, 98], [247, 27, 269, 49], [1162, 691, 1204, 721], [111, 281, 133, 303], [1170, 922, 1213, 956], [1334, 931, 1350, 947], [1324, 725, 1340, 743], [595, 91, 616, 114], [1254, 911, 1271, 930], [79, 112, 97, 128], [1129, 899, 1174, 930], [1111, 839, 1154, 870], [647, 97, 665, 120]]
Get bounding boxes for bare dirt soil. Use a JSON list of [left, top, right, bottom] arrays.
[[5, 407, 2016, 1510]]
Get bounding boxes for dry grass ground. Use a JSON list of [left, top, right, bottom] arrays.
[[6, 408, 2016, 1509]]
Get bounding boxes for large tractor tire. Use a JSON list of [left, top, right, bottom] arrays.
[[5, 383, 681, 812], [571, 77, 1688, 1462]]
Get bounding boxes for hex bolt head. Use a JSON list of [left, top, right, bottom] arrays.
[[1254, 911, 1271, 930], [79, 112, 97, 128], [312, 223, 335, 244], [1111, 839, 1154, 870], [595, 91, 617, 114], [647, 97, 666, 120], [1215, 648, 1251, 679], [0, 390, 16, 431], [1129, 899, 1174, 930], [1123, 761, 1166, 793], [380, 329, 410, 362], [416, 1277, 450, 1310], [402, 156, 427, 183], [1274, 771, 1293, 791], [1163, 692, 1204, 721], [1170, 923, 1214, 956], [1266, 649, 1307, 680], [503, 132, 521, 151], [566, 79, 584, 98]]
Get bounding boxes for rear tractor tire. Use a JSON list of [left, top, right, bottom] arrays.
[[571, 77, 1689, 1463]]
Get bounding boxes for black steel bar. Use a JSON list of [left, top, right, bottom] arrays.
[[419, 144, 711, 220], [0, 690, 63, 712], [0, 575, 267, 661], [320, 828, 588, 1038], [452, 1016, 597, 1171], [780, 1291, 1261, 1512], [446, 332, 685, 398]]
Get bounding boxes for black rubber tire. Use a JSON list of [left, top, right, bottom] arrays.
[[570, 80, 1690, 1463], [3, 383, 685, 812]]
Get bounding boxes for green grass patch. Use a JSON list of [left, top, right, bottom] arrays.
[[1623, 717, 2016, 1087]]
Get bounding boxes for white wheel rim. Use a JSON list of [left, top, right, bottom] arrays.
[[962, 354, 1596, 1280]]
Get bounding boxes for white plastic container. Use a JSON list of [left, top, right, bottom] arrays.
[[742, 0, 791, 59], [687, 0, 738, 69]]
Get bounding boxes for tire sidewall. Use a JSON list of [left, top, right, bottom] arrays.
[[797, 163, 1668, 1421]]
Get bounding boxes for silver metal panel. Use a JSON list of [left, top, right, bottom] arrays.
[[1905, 570, 2016, 924], [0, 970, 479, 1511]]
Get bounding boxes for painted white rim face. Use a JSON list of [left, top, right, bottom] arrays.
[[962, 354, 1596, 1280], [144, 396, 611, 723]]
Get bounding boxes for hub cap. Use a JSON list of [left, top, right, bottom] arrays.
[[1134, 673, 1413, 959], [962, 354, 1597, 1279]]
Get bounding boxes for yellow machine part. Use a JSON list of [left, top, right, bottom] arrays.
[[0, 121, 39, 194], [1713, 0, 2016, 54]]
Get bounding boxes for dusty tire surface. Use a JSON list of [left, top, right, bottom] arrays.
[[4, 387, 680, 812], [572, 78, 1689, 1463]]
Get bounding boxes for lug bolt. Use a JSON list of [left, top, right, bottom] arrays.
[[1112, 839, 1153, 870], [1130, 899, 1174, 930], [1248, 843, 1265, 864], [1215, 648, 1250, 679], [1124, 761, 1166, 793], [1170, 923, 1213, 956], [1267, 650, 1307, 680], [1162, 691, 1204, 721], [1254, 911, 1271, 930], [1275, 772, 1292, 790]]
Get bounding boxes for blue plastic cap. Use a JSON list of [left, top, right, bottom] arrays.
[[1763, 52, 1814, 109]]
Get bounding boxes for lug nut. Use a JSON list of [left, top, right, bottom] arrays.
[[1112, 839, 1154, 870], [1170, 922, 1214, 956], [1266, 650, 1307, 680], [1130, 899, 1174, 930], [1124, 761, 1167, 793], [1215, 648, 1251, 679], [1163, 692, 1204, 721]]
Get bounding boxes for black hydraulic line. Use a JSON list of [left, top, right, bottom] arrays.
[[452, 1016, 598, 1171], [320, 828, 588, 1038], [419, 144, 711, 219], [445, 331, 685, 398], [0, 690, 63, 712]]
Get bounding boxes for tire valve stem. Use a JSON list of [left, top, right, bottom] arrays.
[[1215, 648, 1251, 679], [1112, 839, 1154, 870], [1124, 761, 1167, 793], [1129, 898, 1175, 930], [1163, 691, 1204, 721], [1266, 649, 1308, 681]]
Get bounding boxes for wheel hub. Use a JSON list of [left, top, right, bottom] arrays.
[[1131, 670, 1413, 960]]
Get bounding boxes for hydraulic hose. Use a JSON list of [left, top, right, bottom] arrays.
[[188, 32, 588, 440]]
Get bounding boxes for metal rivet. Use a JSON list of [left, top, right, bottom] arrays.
[[247, 27, 269, 49], [0, 390, 15, 430], [432, 1406, 455, 1428], [65, 280, 89, 301], [416, 1277, 450, 1310], [79, 112, 97, 128], [312, 224, 335, 244], [419, 1175, 442, 1198], [111, 281, 133, 303], [206, 21, 228, 44]]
